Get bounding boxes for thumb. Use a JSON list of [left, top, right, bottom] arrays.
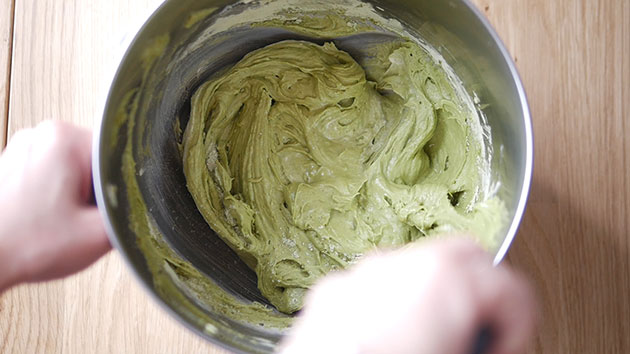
[[24, 207, 112, 283], [73, 208, 112, 266]]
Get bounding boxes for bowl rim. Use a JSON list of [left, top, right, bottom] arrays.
[[455, 0, 535, 266], [92, 0, 534, 350], [91, 2, 247, 353]]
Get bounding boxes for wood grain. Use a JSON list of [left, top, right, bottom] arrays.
[[1, 0, 629, 353], [470, 0, 630, 352], [0, 0, 14, 148], [1, 0, 226, 353]]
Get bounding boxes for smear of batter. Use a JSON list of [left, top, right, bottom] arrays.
[[183, 39, 505, 314]]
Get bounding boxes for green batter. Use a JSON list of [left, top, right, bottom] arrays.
[[183, 39, 505, 314]]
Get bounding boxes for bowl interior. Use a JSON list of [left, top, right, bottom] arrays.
[[96, 0, 531, 352]]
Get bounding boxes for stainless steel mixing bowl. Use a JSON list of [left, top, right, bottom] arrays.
[[93, 0, 533, 352]]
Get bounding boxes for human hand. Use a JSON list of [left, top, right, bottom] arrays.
[[0, 121, 110, 291], [281, 238, 536, 354]]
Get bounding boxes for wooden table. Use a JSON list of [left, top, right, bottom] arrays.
[[0, 0, 628, 352]]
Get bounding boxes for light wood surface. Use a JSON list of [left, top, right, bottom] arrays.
[[0, 0, 14, 148], [1, 0, 629, 353], [478, 1, 630, 352], [1, 0, 226, 353]]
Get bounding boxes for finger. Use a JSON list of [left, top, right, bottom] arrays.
[[19, 207, 112, 283], [438, 236, 493, 264], [69, 125, 95, 204], [416, 239, 533, 354], [72, 207, 112, 265], [32, 121, 95, 204], [475, 265, 537, 354], [4, 127, 35, 150], [0, 128, 35, 182], [42, 121, 94, 204]]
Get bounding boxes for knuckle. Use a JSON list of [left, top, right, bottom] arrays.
[[34, 121, 74, 154], [36, 120, 69, 139], [308, 273, 347, 303], [8, 128, 35, 145], [441, 237, 489, 264]]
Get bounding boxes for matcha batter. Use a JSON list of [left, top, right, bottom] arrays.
[[183, 39, 504, 314]]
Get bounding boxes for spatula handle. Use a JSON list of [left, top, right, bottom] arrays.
[[471, 326, 493, 354]]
